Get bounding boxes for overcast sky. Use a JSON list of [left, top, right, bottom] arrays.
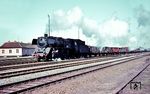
[[0, 0, 150, 49]]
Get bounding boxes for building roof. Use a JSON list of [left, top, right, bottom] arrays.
[[0, 41, 37, 49]]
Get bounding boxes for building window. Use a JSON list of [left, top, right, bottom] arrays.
[[2, 50, 5, 54], [16, 49, 19, 53], [9, 49, 12, 53]]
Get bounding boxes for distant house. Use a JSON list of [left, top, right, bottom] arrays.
[[0, 41, 37, 57]]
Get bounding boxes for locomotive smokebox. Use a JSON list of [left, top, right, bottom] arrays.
[[44, 34, 48, 37]]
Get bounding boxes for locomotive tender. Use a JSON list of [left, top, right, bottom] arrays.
[[32, 34, 129, 61]]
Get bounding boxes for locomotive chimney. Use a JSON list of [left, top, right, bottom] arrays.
[[44, 34, 48, 37]]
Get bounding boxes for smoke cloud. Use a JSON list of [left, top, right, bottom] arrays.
[[46, 6, 150, 49], [136, 5, 150, 27], [131, 5, 150, 49]]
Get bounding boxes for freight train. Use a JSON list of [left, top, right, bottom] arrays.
[[32, 34, 129, 61]]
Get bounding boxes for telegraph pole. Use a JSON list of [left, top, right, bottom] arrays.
[[48, 14, 50, 36], [78, 26, 80, 39]]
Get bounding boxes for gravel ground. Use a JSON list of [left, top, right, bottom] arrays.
[[119, 59, 150, 94], [20, 56, 150, 94]]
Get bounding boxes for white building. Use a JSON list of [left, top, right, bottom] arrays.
[[0, 41, 37, 57]]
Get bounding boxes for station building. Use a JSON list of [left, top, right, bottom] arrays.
[[0, 41, 37, 57]]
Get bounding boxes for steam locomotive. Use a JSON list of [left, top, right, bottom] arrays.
[[32, 34, 129, 61]]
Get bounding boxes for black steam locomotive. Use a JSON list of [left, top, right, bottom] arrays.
[[32, 34, 91, 61]]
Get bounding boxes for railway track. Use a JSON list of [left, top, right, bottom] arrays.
[[0, 55, 129, 79], [0, 55, 129, 71], [0, 57, 36, 66], [0, 54, 146, 94]]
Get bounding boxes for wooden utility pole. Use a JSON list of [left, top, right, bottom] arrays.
[[48, 14, 50, 36]]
